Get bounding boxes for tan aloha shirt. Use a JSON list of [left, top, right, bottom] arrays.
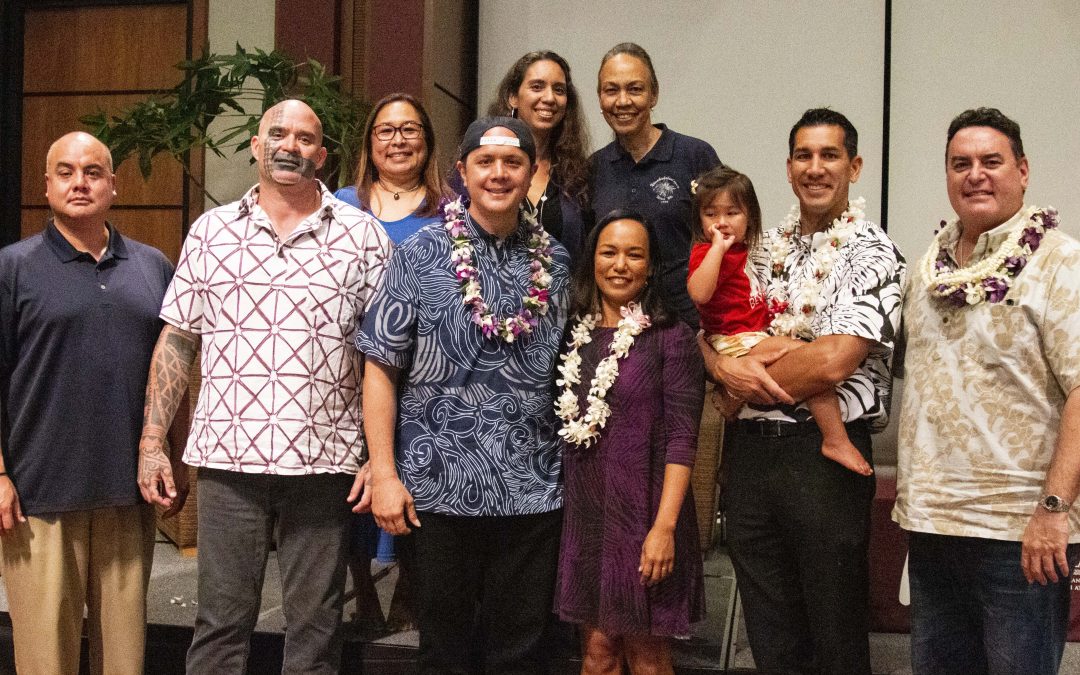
[[893, 206, 1080, 541]]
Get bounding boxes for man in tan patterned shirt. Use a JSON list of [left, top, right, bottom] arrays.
[[894, 107, 1080, 675]]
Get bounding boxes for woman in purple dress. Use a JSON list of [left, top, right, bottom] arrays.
[[554, 210, 705, 674]]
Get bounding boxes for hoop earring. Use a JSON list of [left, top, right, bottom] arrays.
[[510, 107, 518, 118]]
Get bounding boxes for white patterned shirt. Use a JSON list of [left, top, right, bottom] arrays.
[[742, 216, 906, 430], [160, 183, 392, 474], [893, 207, 1080, 541]]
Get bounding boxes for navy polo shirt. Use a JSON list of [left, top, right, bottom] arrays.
[[0, 221, 173, 515], [591, 124, 720, 327]]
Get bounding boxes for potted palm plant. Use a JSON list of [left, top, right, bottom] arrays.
[[82, 44, 369, 205]]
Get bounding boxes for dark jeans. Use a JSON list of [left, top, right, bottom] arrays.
[[723, 421, 875, 675], [186, 469, 354, 675], [909, 532, 1080, 675], [412, 509, 562, 675]]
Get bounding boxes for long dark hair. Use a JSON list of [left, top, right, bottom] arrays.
[[352, 92, 449, 218], [690, 165, 763, 251], [487, 50, 591, 207], [569, 209, 674, 328]]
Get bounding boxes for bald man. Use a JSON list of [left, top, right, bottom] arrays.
[[0, 132, 185, 674], [139, 100, 392, 673]]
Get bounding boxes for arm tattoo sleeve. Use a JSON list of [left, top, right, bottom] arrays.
[[142, 325, 200, 445]]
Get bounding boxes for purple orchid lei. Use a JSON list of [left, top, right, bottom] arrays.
[[443, 196, 553, 342], [926, 206, 1059, 307]]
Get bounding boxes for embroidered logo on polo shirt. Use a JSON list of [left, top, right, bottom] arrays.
[[650, 176, 679, 203]]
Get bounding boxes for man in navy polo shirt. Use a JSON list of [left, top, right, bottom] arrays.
[[0, 131, 186, 675]]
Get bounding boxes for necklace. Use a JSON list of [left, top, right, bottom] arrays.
[[765, 198, 865, 339], [554, 303, 651, 447], [378, 179, 422, 200], [920, 205, 1058, 307], [443, 197, 553, 342]]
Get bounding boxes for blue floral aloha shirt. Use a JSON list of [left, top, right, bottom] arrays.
[[356, 213, 571, 516]]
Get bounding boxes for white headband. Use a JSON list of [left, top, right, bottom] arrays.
[[479, 136, 521, 148]]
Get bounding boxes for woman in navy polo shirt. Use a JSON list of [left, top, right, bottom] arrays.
[[487, 50, 592, 268], [591, 42, 721, 327]]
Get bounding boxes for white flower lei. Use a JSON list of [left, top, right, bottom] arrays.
[[918, 206, 1058, 307], [443, 197, 554, 343], [554, 303, 651, 447], [765, 198, 865, 339]]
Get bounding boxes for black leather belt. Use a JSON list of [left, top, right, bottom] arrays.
[[734, 418, 869, 438]]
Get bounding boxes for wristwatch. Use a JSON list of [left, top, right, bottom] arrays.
[[1038, 495, 1072, 513]]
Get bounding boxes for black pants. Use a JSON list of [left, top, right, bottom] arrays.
[[723, 422, 875, 675], [412, 509, 562, 675]]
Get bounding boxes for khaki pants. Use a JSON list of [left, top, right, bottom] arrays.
[[0, 503, 156, 675]]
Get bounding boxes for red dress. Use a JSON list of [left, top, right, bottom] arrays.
[[688, 242, 769, 337]]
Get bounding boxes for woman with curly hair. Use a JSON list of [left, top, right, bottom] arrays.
[[488, 50, 592, 266]]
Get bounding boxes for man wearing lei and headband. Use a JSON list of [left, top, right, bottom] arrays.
[[892, 107, 1080, 675], [702, 108, 905, 675], [356, 116, 571, 673]]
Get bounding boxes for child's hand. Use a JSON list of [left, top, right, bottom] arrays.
[[710, 223, 736, 249]]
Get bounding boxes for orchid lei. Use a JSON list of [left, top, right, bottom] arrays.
[[443, 197, 554, 343], [765, 198, 865, 339], [554, 303, 651, 447], [920, 206, 1058, 307]]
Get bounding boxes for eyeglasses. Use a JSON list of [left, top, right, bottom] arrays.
[[372, 123, 424, 142]]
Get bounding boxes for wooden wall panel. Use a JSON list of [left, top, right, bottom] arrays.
[[21, 94, 185, 207], [106, 209, 185, 263], [19, 2, 193, 258], [429, 0, 476, 103], [23, 5, 188, 93], [21, 206, 184, 264], [20, 208, 51, 239]]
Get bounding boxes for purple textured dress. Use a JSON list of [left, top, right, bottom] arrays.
[[554, 321, 706, 637]]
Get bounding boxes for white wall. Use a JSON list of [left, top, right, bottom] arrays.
[[479, 0, 1080, 261], [888, 0, 1080, 262], [479, 0, 886, 232], [204, 0, 276, 210]]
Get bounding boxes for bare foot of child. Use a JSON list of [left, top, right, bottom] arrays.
[[821, 439, 873, 476]]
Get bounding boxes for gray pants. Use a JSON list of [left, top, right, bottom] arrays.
[[186, 468, 354, 675]]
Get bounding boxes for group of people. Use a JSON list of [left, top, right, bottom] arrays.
[[0, 39, 1077, 675]]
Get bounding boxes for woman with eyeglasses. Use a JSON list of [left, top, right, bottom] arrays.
[[486, 50, 592, 267], [335, 92, 450, 243]]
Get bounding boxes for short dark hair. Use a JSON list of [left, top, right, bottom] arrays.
[[598, 42, 659, 97], [690, 164, 763, 251], [788, 108, 858, 159], [946, 107, 1024, 159], [569, 209, 674, 328]]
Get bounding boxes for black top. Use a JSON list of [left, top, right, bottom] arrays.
[[591, 124, 721, 327], [526, 180, 563, 241], [0, 222, 173, 514]]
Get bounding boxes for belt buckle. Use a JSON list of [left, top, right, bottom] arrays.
[[763, 419, 786, 437]]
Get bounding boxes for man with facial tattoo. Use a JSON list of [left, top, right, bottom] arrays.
[[138, 99, 393, 674]]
